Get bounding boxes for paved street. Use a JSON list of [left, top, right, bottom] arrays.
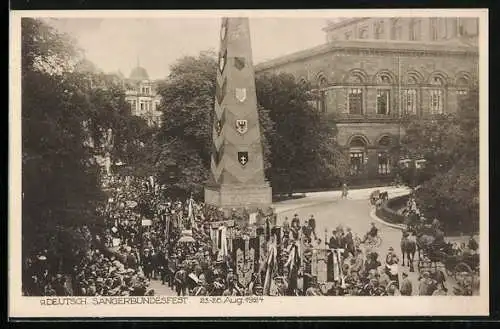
[[150, 278, 176, 296], [149, 186, 476, 296], [276, 186, 476, 295]]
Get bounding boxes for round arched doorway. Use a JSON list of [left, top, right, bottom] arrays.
[[348, 136, 368, 176], [377, 135, 392, 176]]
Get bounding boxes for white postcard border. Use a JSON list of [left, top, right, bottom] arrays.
[[9, 8, 489, 318]]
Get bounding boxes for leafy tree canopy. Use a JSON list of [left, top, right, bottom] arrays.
[[22, 18, 153, 266], [155, 51, 347, 196], [398, 88, 479, 233]]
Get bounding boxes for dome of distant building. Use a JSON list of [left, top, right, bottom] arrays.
[[129, 66, 149, 80]]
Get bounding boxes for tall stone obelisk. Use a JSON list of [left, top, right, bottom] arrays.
[[204, 17, 272, 213]]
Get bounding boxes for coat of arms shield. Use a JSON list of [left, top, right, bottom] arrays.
[[237, 151, 248, 166], [215, 120, 222, 136], [235, 88, 247, 103], [219, 52, 226, 73], [235, 119, 248, 135]]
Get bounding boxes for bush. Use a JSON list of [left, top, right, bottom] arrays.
[[375, 195, 409, 225]]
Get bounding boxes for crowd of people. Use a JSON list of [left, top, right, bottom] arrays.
[[23, 174, 476, 297]]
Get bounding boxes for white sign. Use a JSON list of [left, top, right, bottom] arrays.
[[249, 213, 257, 225], [112, 238, 121, 247]]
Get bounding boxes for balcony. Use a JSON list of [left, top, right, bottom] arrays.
[[330, 112, 405, 124]]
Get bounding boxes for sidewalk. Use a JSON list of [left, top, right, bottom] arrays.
[[273, 186, 411, 214]]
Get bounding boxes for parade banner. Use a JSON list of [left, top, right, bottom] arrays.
[[248, 212, 257, 226], [215, 226, 229, 261], [209, 220, 235, 229], [263, 242, 278, 295], [311, 248, 329, 283], [232, 237, 259, 287], [328, 248, 344, 282]]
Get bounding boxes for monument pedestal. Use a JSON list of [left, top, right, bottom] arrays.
[[205, 182, 272, 213]]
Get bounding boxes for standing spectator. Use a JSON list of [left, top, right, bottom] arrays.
[[418, 271, 437, 296], [282, 217, 290, 240], [328, 230, 342, 249], [343, 227, 355, 256], [174, 264, 187, 296], [399, 272, 413, 296], [308, 215, 317, 240], [432, 284, 448, 296], [291, 214, 300, 228]]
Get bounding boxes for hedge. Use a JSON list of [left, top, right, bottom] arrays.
[[375, 195, 409, 225]]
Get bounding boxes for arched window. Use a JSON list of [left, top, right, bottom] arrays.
[[317, 75, 328, 113], [376, 73, 393, 115], [346, 71, 366, 115], [430, 75, 445, 114], [378, 135, 392, 147], [377, 135, 392, 175], [456, 76, 470, 107], [402, 74, 420, 116], [349, 136, 367, 176]]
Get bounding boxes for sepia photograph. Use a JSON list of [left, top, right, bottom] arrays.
[[9, 9, 488, 317]]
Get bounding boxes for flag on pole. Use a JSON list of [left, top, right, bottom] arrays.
[[188, 196, 195, 228], [263, 241, 278, 295], [216, 225, 228, 261], [329, 248, 345, 283]]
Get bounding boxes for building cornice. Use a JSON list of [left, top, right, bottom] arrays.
[[322, 18, 370, 32], [255, 40, 478, 72]]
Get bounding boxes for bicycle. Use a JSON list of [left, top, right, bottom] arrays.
[[361, 235, 383, 249]]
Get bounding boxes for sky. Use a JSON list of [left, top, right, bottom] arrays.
[[45, 17, 333, 80]]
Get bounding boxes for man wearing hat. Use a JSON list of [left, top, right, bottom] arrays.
[[291, 214, 300, 229], [174, 263, 188, 296], [226, 268, 236, 285], [282, 217, 290, 240], [418, 271, 437, 296], [385, 247, 400, 286], [343, 227, 355, 256], [351, 248, 364, 275], [192, 277, 208, 296], [399, 272, 413, 296], [328, 230, 342, 249], [308, 215, 317, 240], [305, 275, 322, 296]]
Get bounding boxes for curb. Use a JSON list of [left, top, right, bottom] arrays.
[[369, 207, 406, 231]]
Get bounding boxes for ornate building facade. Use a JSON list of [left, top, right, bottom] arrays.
[[124, 65, 162, 127], [323, 17, 479, 45], [255, 18, 479, 184]]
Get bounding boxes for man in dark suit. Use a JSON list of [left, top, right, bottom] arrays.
[[343, 227, 355, 256], [328, 230, 342, 249], [308, 215, 317, 240]]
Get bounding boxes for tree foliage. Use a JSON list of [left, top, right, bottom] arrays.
[[256, 73, 347, 192], [398, 88, 479, 233], [21, 18, 153, 268], [155, 51, 346, 196]]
